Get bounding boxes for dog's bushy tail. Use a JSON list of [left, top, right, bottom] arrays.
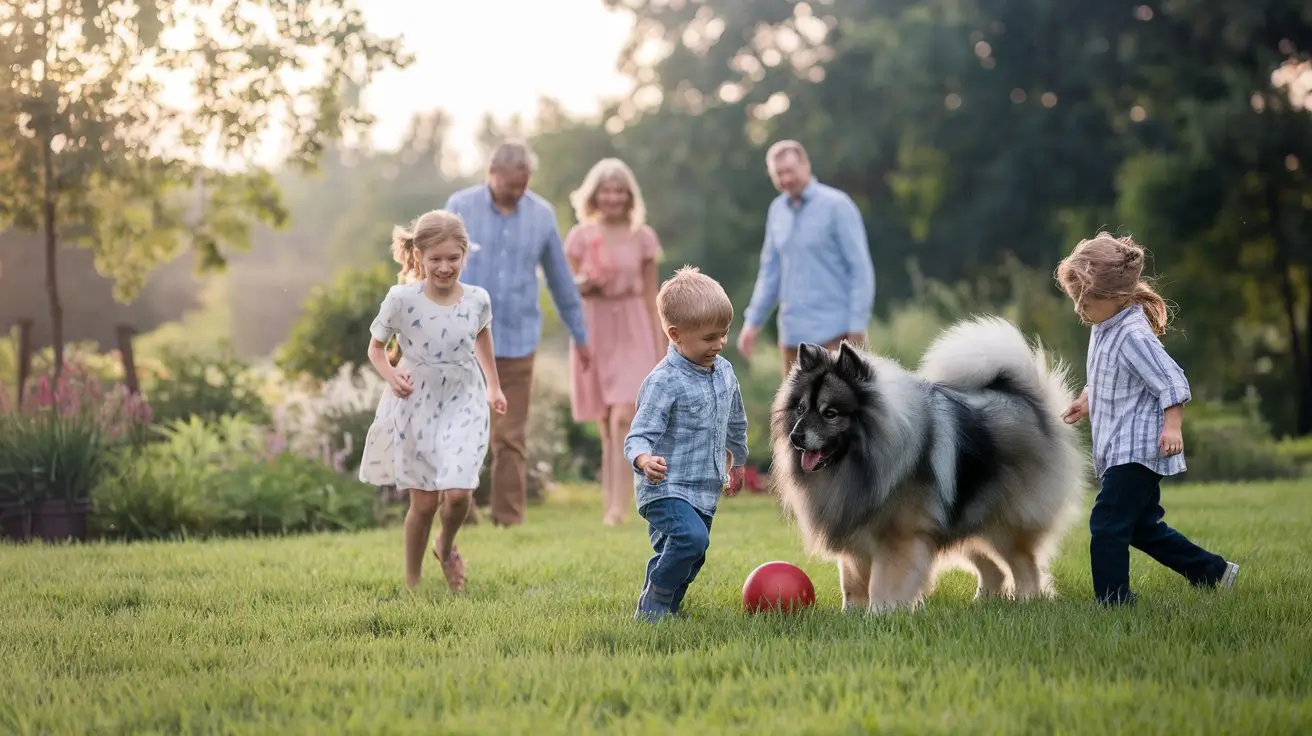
[[916, 315, 1077, 419]]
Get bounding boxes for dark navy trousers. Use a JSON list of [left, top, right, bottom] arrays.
[[1089, 462, 1227, 604]]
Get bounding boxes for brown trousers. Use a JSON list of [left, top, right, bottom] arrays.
[[488, 354, 535, 526], [780, 336, 847, 377]]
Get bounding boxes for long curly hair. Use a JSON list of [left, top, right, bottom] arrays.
[[1055, 231, 1171, 335]]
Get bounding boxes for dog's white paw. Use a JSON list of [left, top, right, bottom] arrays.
[[867, 598, 921, 615]]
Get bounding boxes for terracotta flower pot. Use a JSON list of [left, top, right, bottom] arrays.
[[30, 499, 91, 542]]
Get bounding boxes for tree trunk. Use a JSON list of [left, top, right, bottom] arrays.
[[115, 325, 140, 395], [1303, 276, 1312, 436], [1266, 184, 1309, 434], [16, 318, 33, 408], [42, 127, 63, 380]]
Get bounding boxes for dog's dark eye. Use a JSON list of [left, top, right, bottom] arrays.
[[822, 408, 839, 420], [795, 403, 806, 415]]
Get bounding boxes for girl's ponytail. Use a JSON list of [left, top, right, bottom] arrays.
[[391, 224, 423, 283]]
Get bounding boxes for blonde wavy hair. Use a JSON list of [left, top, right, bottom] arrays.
[[568, 157, 647, 229], [1055, 231, 1173, 335], [385, 209, 470, 364], [391, 209, 471, 284]]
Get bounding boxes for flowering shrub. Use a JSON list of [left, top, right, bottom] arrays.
[[269, 363, 385, 474], [0, 358, 152, 505]]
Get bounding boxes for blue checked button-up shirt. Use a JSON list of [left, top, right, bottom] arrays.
[[444, 184, 588, 359], [743, 178, 876, 347], [1086, 304, 1192, 478], [624, 345, 749, 516]]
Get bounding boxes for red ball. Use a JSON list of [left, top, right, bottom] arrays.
[[742, 561, 816, 614]]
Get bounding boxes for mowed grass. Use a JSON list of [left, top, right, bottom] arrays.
[[2, 482, 1310, 735]]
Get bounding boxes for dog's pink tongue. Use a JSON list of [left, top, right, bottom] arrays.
[[800, 450, 824, 472]]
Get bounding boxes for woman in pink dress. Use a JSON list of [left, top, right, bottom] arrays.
[[565, 158, 666, 526]]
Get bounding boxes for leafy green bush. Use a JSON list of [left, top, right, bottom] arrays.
[[1174, 400, 1301, 483], [276, 262, 397, 382], [90, 415, 377, 541], [1274, 436, 1312, 476], [142, 343, 270, 428]]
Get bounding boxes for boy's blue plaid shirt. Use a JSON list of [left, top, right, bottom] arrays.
[[624, 345, 749, 516]]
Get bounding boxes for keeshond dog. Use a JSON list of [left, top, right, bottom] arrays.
[[770, 316, 1086, 613]]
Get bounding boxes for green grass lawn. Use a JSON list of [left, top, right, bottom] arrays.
[[2, 481, 1309, 735]]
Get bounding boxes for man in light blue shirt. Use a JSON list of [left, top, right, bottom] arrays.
[[737, 139, 876, 376], [444, 141, 592, 526]]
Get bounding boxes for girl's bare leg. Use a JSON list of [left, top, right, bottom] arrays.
[[606, 403, 636, 525], [433, 490, 472, 591], [404, 489, 441, 589]]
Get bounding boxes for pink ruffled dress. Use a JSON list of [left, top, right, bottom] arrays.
[[566, 223, 665, 422]]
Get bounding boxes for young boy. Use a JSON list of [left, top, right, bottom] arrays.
[[624, 266, 749, 622]]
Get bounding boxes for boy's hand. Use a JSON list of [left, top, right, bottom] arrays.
[[725, 466, 745, 496], [1062, 390, 1089, 424], [1160, 405, 1184, 457], [388, 369, 413, 398], [1159, 426, 1184, 457], [636, 454, 667, 482]]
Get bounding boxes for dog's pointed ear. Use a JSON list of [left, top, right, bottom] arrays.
[[834, 341, 871, 381], [796, 343, 828, 372]]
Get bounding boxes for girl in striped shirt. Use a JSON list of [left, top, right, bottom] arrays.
[[1056, 232, 1238, 606]]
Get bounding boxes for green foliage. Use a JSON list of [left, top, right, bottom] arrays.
[[142, 344, 270, 428], [1275, 436, 1312, 476], [0, 0, 411, 381], [0, 1, 411, 294], [91, 415, 375, 541], [1176, 401, 1303, 484], [276, 263, 397, 382], [515, 0, 1312, 439]]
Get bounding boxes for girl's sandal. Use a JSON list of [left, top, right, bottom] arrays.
[[431, 541, 467, 593]]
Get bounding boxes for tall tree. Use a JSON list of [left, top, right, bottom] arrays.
[[0, 0, 410, 375]]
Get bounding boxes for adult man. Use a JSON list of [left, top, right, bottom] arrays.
[[737, 139, 876, 376], [445, 141, 592, 527]]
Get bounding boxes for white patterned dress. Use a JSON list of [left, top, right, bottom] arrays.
[[359, 282, 493, 491]]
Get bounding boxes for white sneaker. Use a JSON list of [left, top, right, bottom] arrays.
[[1218, 561, 1240, 590]]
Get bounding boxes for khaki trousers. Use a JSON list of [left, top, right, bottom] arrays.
[[488, 354, 535, 526]]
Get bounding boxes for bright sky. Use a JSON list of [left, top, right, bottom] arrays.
[[356, 0, 637, 174]]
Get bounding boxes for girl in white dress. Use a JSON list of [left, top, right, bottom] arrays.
[[359, 209, 507, 591]]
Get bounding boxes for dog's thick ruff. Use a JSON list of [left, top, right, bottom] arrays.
[[770, 315, 1087, 613]]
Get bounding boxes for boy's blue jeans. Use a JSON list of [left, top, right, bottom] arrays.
[[1089, 462, 1227, 604], [635, 497, 714, 621]]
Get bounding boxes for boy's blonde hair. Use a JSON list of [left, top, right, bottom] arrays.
[[569, 157, 647, 229], [1055, 231, 1172, 335], [657, 266, 734, 331], [391, 209, 470, 284]]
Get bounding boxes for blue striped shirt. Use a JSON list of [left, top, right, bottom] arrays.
[[624, 345, 749, 516], [1086, 304, 1191, 478], [444, 184, 589, 359], [743, 178, 876, 347]]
